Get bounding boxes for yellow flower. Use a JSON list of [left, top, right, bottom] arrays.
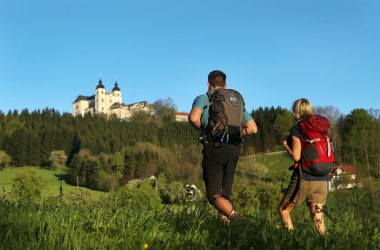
[[276, 223, 282, 229], [143, 243, 149, 249]]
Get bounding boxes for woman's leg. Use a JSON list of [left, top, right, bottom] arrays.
[[278, 175, 300, 230], [309, 202, 326, 234], [308, 181, 328, 234], [278, 199, 295, 230]]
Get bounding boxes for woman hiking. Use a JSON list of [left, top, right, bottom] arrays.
[[278, 98, 333, 235]]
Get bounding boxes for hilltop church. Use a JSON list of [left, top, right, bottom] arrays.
[[72, 79, 154, 120]]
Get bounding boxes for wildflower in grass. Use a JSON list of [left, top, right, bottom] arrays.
[[276, 223, 281, 229], [144, 243, 149, 249]]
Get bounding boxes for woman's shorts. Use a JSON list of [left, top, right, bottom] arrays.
[[282, 176, 328, 205]]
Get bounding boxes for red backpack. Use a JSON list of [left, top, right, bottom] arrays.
[[299, 114, 335, 176]]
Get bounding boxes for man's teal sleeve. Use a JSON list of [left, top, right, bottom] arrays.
[[192, 94, 208, 109], [243, 110, 253, 123], [191, 94, 209, 129]]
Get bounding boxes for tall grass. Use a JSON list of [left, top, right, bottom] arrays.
[[1, 163, 379, 249], [1, 187, 379, 250]]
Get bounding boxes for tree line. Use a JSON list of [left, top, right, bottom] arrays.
[[0, 105, 379, 191]]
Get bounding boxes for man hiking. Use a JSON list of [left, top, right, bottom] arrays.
[[188, 70, 257, 222]]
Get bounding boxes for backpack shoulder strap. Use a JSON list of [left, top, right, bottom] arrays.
[[202, 91, 213, 110]]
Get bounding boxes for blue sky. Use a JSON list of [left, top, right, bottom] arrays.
[[1, 0, 379, 116]]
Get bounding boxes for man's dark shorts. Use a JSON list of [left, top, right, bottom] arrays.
[[202, 143, 240, 201]]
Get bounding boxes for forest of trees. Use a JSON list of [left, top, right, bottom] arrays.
[[0, 105, 379, 191]]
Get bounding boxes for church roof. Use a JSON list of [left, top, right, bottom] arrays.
[[112, 82, 121, 92], [72, 95, 95, 104], [110, 102, 122, 109], [110, 102, 129, 110], [127, 101, 149, 109], [96, 79, 105, 89]]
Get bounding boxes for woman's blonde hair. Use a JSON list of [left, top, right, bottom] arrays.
[[292, 98, 313, 121]]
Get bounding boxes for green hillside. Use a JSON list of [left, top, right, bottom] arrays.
[[0, 166, 104, 199], [0, 152, 293, 199], [237, 151, 293, 184]]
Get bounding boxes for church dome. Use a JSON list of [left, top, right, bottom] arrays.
[[96, 79, 105, 89], [112, 82, 121, 92]]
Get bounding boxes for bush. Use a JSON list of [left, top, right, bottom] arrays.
[[161, 181, 186, 204], [0, 150, 12, 168], [233, 178, 260, 214], [96, 171, 121, 191], [64, 188, 92, 205], [233, 178, 282, 214], [48, 150, 67, 169], [11, 169, 47, 204], [157, 174, 186, 204], [108, 180, 162, 211], [253, 181, 282, 211]]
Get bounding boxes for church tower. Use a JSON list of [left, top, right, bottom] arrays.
[[95, 78, 106, 113], [111, 81, 122, 104]]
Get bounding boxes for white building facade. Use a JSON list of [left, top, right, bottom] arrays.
[[175, 112, 189, 122], [328, 165, 359, 191], [72, 79, 154, 119]]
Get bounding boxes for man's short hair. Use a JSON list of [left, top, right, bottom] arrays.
[[208, 70, 226, 87]]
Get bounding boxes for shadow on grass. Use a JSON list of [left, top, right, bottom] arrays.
[[36, 166, 71, 183], [54, 173, 71, 182]]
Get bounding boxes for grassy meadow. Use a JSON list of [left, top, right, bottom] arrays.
[[0, 166, 104, 200], [0, 154, 379, 249], [237, 151, 292, 185]]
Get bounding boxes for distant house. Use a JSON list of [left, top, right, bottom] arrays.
[[329, 165, 359, 191], [175, 112, 189, 122]]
